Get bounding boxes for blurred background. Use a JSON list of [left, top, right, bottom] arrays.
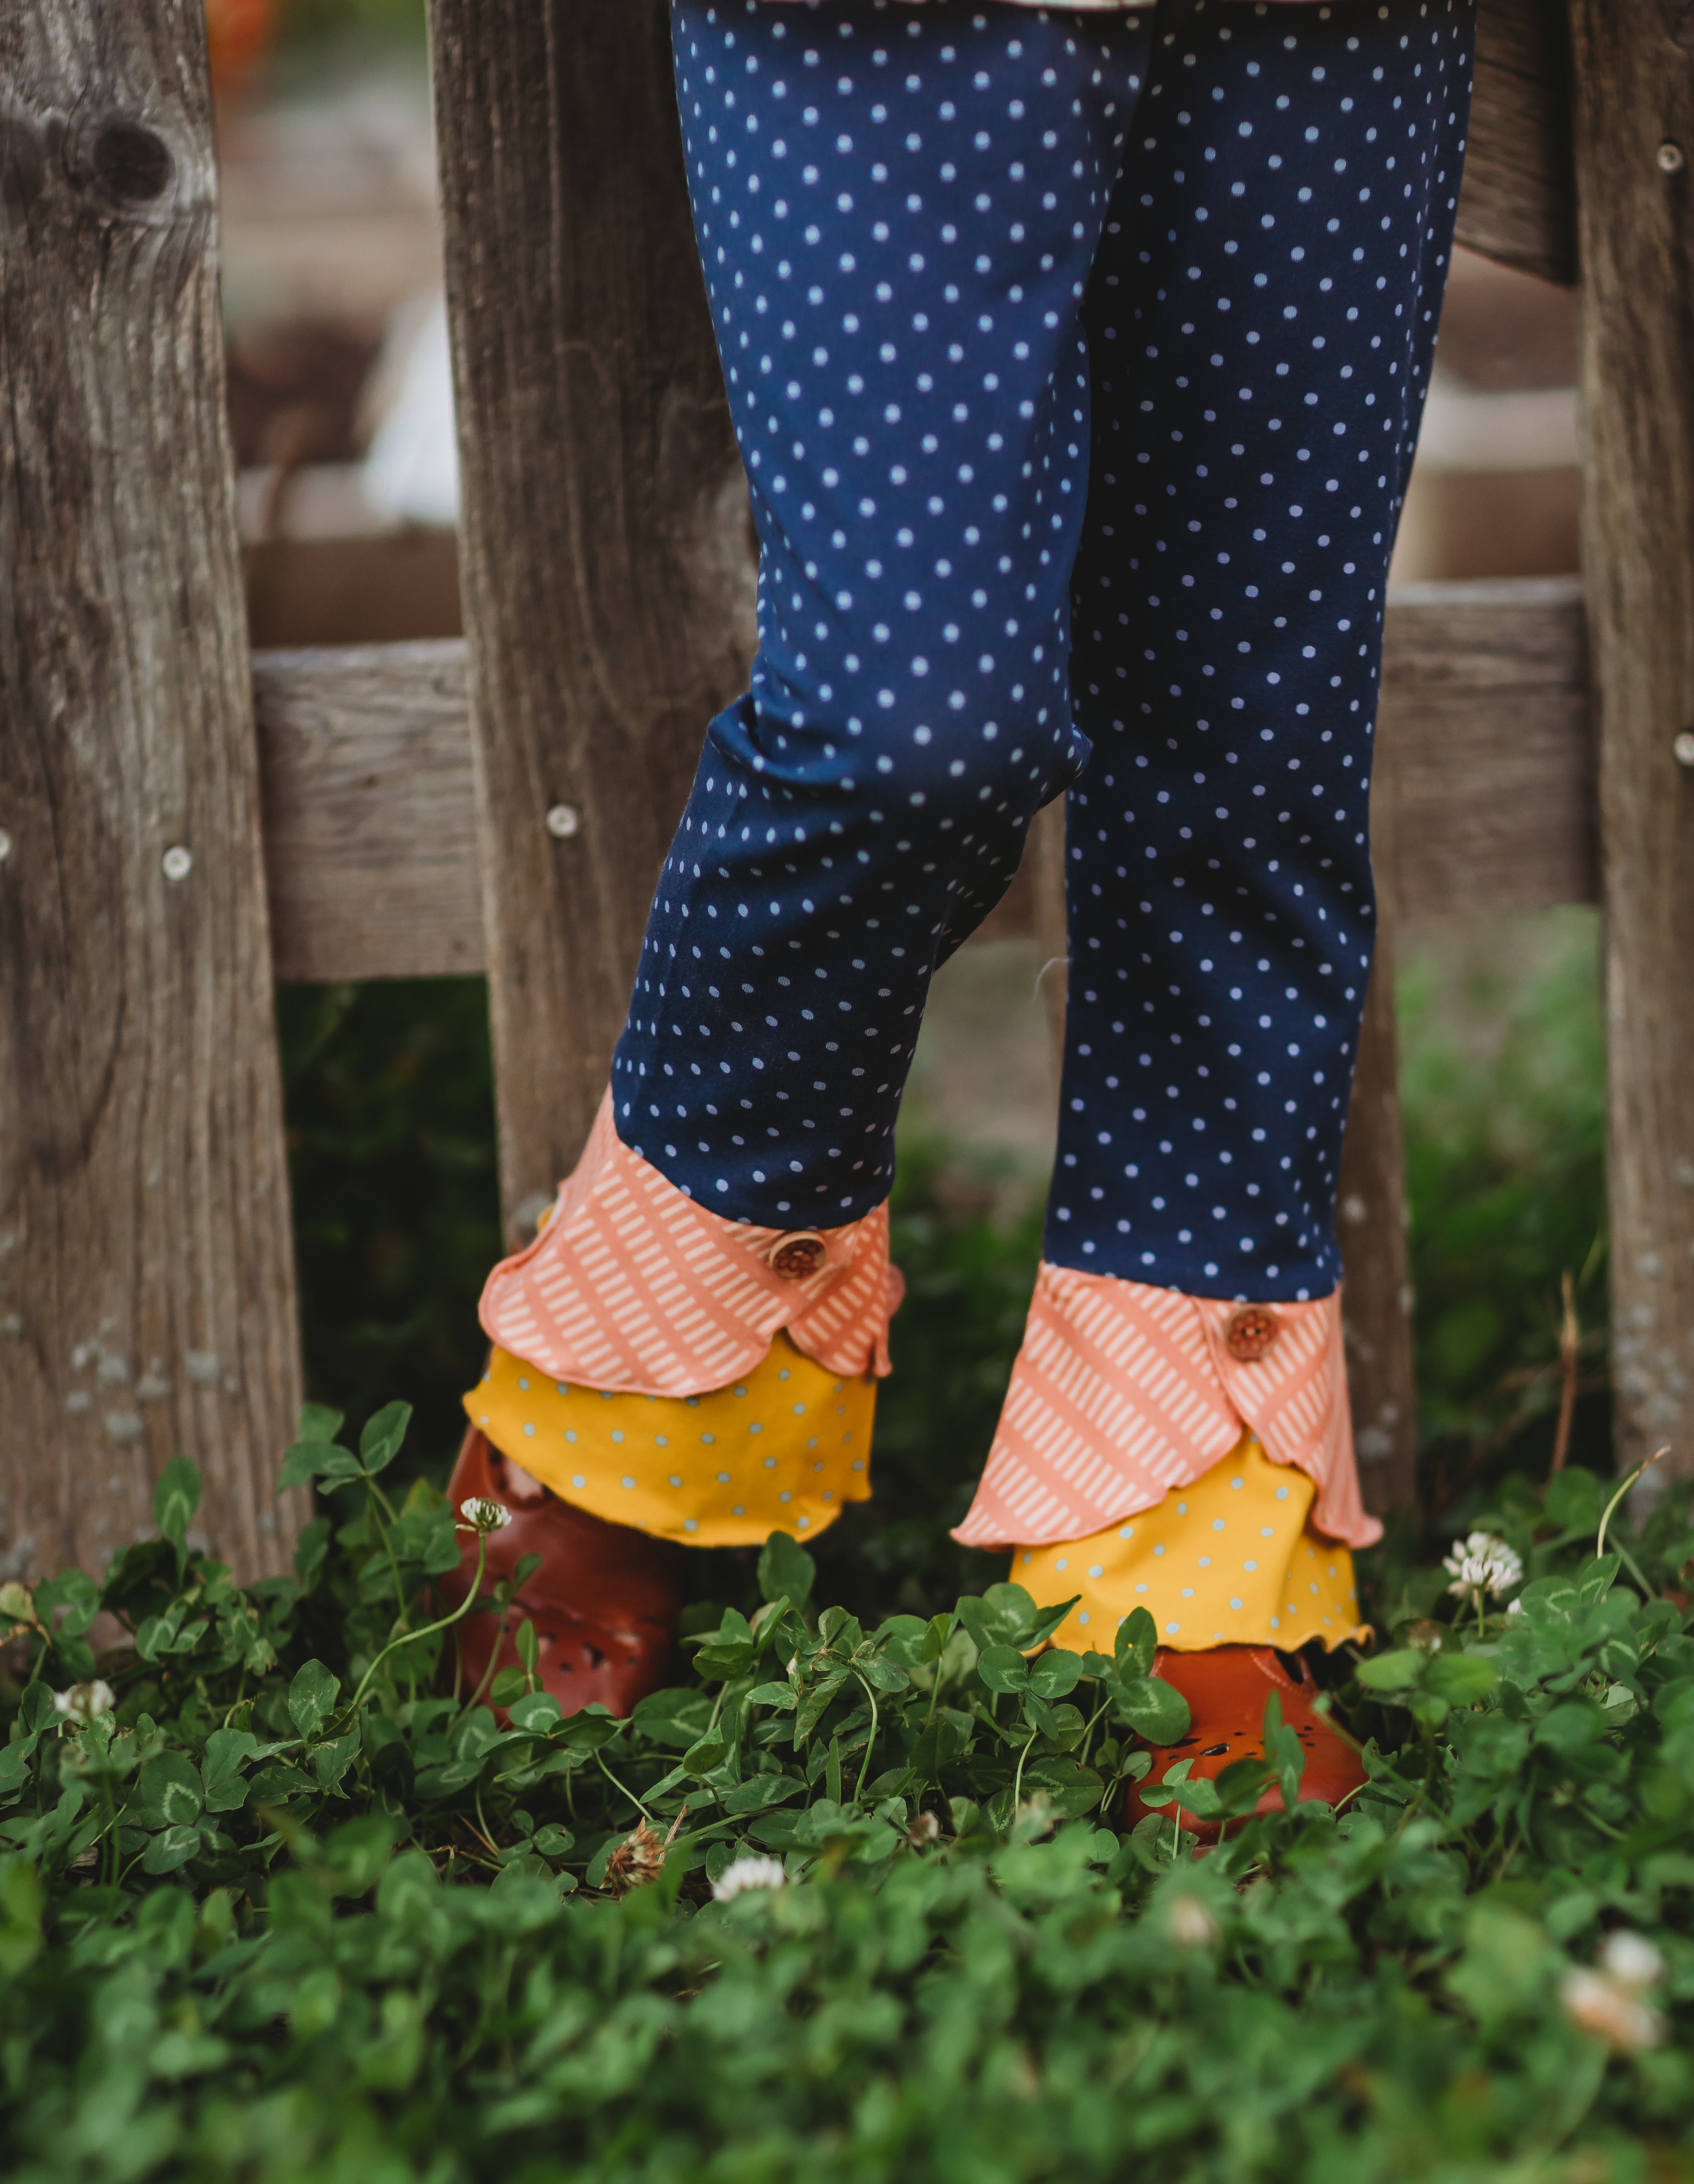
[[215, 0, 1606, 1614]]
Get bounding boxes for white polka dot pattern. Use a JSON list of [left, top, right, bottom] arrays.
[[766, 2, 1329, 13], [1018, 1430, 1367, 1657], [611, 0, 1473, 1313]]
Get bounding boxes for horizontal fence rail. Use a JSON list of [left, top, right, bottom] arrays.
[[255, 577, 1594, 988]]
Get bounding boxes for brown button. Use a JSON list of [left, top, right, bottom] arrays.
[[767, 1232, 829, 1283], [1223, 1305, 1281, 1363]]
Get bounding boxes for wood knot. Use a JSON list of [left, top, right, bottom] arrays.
[[89, 117, 174, 208], [63, 105, 196, 225]]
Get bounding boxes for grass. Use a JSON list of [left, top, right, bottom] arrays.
[[1, 911, 1666, 2184], [3, 1411, 1693, 2184]]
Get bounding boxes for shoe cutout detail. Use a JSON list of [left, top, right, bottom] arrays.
[[439, 1428, 682, 1719], [1123, 1643, 1367, 1842]]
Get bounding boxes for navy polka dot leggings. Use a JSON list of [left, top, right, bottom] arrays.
[[611, 0, 1474, 1305]]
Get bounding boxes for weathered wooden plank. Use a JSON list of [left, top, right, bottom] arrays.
[[1338, 934, 1419, 1518], [1030, 799, 1072, 1070], [1375, 577, 1594, 916], [1567, 1, 1694, 1479], [249, 578, 1596, 985], [0, 0, 303, 1583], [256, 641, 484, 983], [1457, 0, 1577, 287], [428, 0, 756, 1242]]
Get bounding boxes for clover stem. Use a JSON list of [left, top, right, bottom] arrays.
[[1596, 1445, 1670, 1563], [372, 1480, 407, 1625], [453, 1605, 509, 1729], [923, 1615, 955, 1734], [595, 1749, 654, 1824], [1011, 1723, 1038, 1815], [1078, 1694, 1114, 1761], [851, 1677, 881, 1805], [349, 1531, 488, 1715], [101, 1786, 126, 1889], [1614, 1538, 1659, 1604]]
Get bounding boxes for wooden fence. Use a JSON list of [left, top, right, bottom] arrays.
[[2, 0, 1690, 1584]]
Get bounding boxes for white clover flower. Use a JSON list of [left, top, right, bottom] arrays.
[[1168, 1894, 1220, 1949], [1601, 1930, 1664, 1991], [458, 1497, 512, 1535], [908, 1811, 941, 1847], [1561, 1967, 1663, 2052], [711, 1854, 787, 1903], [53, 1680, 115, 1723], [1442, 1531, 1524, 1607]]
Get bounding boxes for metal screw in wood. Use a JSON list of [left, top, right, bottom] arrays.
[[0, 832, 11, 864], [545, 804, 581, 840], [1658, 141, 1687, 174], [1675, 732, 1694, 770], [161, 845, 193, 882]]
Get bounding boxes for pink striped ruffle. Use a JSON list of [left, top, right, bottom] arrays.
[[953, 1264, 1379, 1552], [478, 1092, 903, 1398]]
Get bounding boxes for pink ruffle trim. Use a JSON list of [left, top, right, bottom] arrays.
[[478, 1093, 904, 1398], [953, 1263, 1380, 1552]]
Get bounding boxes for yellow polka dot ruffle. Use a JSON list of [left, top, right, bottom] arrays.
[[1017, 1432, 1368, 1655], [465, 1330, 874, 1547]]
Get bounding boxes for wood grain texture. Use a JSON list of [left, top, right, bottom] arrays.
[[1376, 577, 1594, 915], [255, 642, 483, 983], [248, 578, 1596, 989], [1031, 798, 1072, 1073], [1338, 933, 1419, 1518], [428, 0, 756, 1242], [1457, 0, 1577, 286], [0, 0, 303, 1583], [1567, 0, 1694, 1476]]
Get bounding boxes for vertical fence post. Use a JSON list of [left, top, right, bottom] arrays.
[[1567, 1, 1694, 1480], [427, 0, 756, 1245], [1337, 929, 1419, 1518], [0, 1, 304, 1580]]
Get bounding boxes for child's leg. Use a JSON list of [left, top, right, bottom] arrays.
[[610, 0, 1154, 1226], [966, 0, 1474, 1813], [1059, 0, 1474, 1301], [454, 0, 1161, 1710]]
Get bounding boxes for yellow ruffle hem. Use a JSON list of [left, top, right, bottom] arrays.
[[1018, 1433, 1369, 1655], [465, 1330, 875, 1547]]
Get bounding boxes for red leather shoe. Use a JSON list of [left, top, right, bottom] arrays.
[[440, 1429, 683, 1718], [1123, 1644, 1367, 1841]]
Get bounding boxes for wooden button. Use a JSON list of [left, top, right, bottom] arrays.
[[1223, 1305, 1281, 1363], [767, 1232, 829, 1282]]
